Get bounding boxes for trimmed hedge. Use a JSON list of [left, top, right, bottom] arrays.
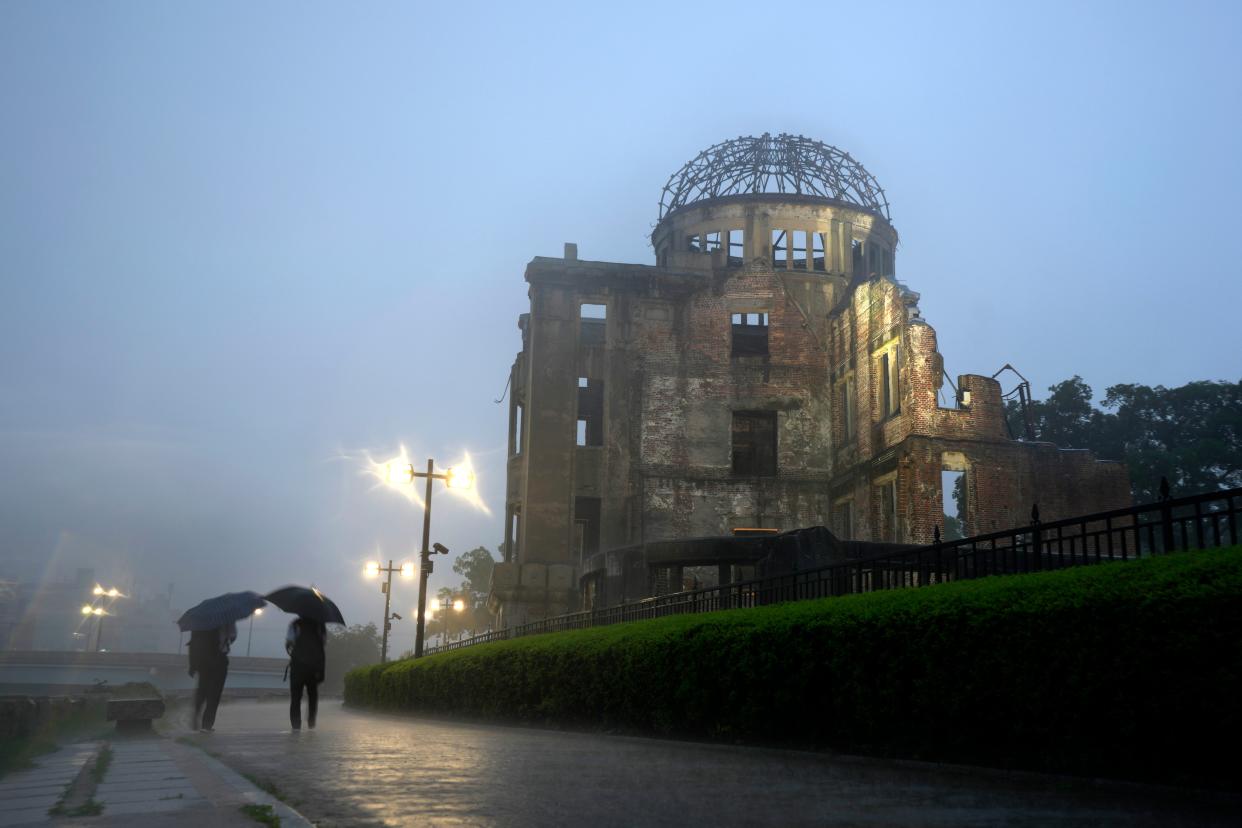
[[346, 548, 1242, 787]]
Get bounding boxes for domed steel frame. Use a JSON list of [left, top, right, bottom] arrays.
[[658, 133, 891, 222]]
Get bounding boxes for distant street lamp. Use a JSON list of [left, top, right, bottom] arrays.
[[246, 607, 264, 657], [84, 584, 125, 651], [363, 559, 415, 662], [385, 458, 474, 658], [430, 595, 467, 645]]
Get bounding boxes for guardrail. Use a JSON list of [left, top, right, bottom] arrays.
[[426, 482, 1240, 656]]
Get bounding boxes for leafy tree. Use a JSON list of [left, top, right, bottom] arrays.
[[323, 622, 380, 694], [1007, 376, 1241, 503], [452, 546, 496, 598], [452, 545, 497, 635], [1103, 381, 1242, 503]]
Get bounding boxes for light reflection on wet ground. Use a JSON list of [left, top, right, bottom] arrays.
[[189, 700, 1241, 827]]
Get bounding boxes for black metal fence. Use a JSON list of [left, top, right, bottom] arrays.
[[425, 483, 1241, 656]]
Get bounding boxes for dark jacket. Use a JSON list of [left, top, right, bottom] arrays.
[[188, 629, 227, 676], [286, 619, 326, 678]]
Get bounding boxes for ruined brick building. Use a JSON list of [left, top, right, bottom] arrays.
[[489, 134, 1129, 627]]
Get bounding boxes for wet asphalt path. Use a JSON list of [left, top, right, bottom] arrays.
[[184, 699, 1241, 827]]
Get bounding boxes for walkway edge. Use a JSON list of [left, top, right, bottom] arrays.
[[183, 745, 313, 827]]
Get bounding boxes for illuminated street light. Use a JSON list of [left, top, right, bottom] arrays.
[[246, 607, 264, 657], [85, 585, 124, 651], [383, 458, 474, 658], [363, 559, 415, 662]]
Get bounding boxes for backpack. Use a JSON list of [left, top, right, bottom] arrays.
[[289, 621, 325, 671]]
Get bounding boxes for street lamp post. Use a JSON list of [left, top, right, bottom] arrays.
[[364, 559, 414, 662], [386, 458, 473, 658], [85, 584, 124, 652], [246, 607, 263, 657]]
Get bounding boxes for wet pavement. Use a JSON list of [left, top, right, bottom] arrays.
[[180, 699, 1242, 827]]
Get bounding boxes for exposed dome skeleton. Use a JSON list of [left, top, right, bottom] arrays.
[[658, 133, 891, 222]]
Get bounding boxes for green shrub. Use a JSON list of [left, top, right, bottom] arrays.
[[346, 548, 1242, 787]]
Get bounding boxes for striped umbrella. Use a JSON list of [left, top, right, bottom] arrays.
[[177, 591, 267, 632]]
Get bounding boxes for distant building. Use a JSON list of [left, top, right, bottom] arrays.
[[490, 133, 1129, 627]]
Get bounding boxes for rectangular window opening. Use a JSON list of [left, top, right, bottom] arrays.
[[731, 312, 769, 357], [941, 470, 966, 540], [880, 348, 900, 417], [580, 303, 606, 346], [791, 230, 807, 270], [771, 230, 787, 268], [876, 479, 898, 543], [705, 231, 722, 253], [576, 378, 604, 446], [512, 402, 524, 454], [728, 229, 744, 266], [840, 379, 855, 440], [732, 410, 777, 476], [686, 234, 701, 252], [813, 232, 827, 271], [835, 501, 853, 540], [574, 497, 602, 560], [507, 507, 521, 562], [852, 239, 864, 274]]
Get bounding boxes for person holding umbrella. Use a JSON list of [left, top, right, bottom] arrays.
[[284, 617, 326, 730], [266, 586, 345, 731], [178, 591, 266, 732]]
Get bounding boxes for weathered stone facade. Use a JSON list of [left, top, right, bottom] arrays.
[[489, 135, 1129, 627]]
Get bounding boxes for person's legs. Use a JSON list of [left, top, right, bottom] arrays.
[[193, 676, 206, 730], [306, 679, 318, 729], [201, 663, 227, 730], [290, 672, 304, 730]]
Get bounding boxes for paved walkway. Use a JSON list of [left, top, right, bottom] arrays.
[[0, 742, 96, 826], [0, 732, 310, 827], [180, 699, 1242, 827]]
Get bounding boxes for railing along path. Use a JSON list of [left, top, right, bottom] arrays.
[[426, 483, 1240, 656]]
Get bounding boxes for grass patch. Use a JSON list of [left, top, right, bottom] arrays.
[[240, 803, 281, 827], [241, 771, 289, 803], [0, 700, 109, 780], [347, 547, 1242, 788], [49, 798, 103, 817], [89, 744, 113, 784]]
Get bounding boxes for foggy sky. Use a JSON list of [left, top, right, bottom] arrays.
[[2, 1, 1239, 656]]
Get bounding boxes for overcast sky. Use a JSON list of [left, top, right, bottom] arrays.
[[2, 1, 1239, 656]]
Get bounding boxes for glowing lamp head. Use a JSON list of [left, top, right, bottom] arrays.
[[93, 608, 105, 616], [400, 562, 415, 579], [386, 463, 413, 486], [81, 605, 93, 615], [444, 466, 474, 490], [452, 599, 466, 613], [107, 588, 120, 598], [254, 608, 264, 616], [430, 598, 441, 612], [364, 561, 381, 578], [93, 585, 104, 596]]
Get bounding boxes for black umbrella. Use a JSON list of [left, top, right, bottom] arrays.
[[265, 586, 345, 625], [177, 591, 267, 632]]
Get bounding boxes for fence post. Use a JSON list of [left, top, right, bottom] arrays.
[[1159, 476, 1175, 553], [1030, 503, 1042, 571]]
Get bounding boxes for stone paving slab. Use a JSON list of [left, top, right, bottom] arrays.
[[0, 807, 53, 827], [0, 741, 97, 826], [95, 785, 199, 803]]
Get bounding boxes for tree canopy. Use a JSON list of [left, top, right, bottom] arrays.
[[1005, 377, 1241, 503]]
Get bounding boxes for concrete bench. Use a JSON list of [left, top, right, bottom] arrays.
[[106, 697, 165, 733]]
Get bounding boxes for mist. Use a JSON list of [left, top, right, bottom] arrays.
[[2, 1, 1239, 656]]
